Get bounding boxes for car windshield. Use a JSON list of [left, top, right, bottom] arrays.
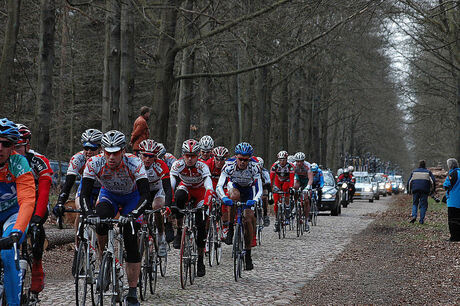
[[356, 176, 371, 184], [323, 172, 335, 186]]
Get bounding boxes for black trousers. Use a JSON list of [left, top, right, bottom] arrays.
[[448, 207, 460, 241]]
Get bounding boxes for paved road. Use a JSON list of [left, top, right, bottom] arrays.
[[40, 197, 391, 305]]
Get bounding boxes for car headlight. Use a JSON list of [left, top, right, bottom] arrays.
[[324, 194, 332, 199], [372, 186, 377, 191], [385, 183, 390, 188], [342, 183, 348, 188], [364, 187, 371, 192]]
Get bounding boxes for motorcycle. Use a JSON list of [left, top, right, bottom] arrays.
[[338, 181, 354, 207]]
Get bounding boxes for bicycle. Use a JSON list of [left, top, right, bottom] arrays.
[[172, 201, 202, 289], [231, 201, 251, 282], [254, 198, 264, 245], [294, 189, 304, 237], [57, 207, 99, 306], [205, 198, 223, 267], [137, 207, 168, 300], [96, 218, 134, 305], [273, 191, 288, 239]]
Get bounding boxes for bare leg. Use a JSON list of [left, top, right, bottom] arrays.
[[126, 262, 141, 287]]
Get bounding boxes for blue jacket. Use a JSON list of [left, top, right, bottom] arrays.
[[312, 169, 324, 188], [443, 168, 460, 208], [407, 167, 435, 194]]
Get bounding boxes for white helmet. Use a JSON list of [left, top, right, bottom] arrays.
[[101, 130, 126, 152], [81, 129, 103, 146], [348, 166, 354, 172], [199, 135, 214, 151], [337, 168, 344, 176], [277, 150, 288, 159], [257, 157, 264, 168], [344, 167, 350, 173], [287, 155, 295, 163], [294, 152, 305, 161]]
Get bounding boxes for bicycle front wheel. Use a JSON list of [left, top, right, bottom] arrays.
[[215, 218, 223, 265], [179, 226, 190, 289], [189, 229, 197, 285], [207, 220, 215, 267], [138, 234, 150, 300], [75, 242, 93, 306], [97, 253, 113, 306]]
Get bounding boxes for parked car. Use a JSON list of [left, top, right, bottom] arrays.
[[353, 171, 376, 202], [319, 170, 341, 216], [370, 174, 380, 200], [374, 173, 388, 197], [393, 175, 405, 194]]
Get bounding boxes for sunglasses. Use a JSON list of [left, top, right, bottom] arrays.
[[237, 157, 250, 162], [215, 157, 226, 161], [142, 153, 156, 158], [84, 146, 99, 151], [201, 150, 212, 154], [0, 140, 14, 148]]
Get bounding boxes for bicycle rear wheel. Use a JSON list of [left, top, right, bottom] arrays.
[[159, 253, 167, 277], [138, 233, 150, 301], [215, 219, 223, 265], [189, 229, 197, 285], [312, 200, 318, 226], [233, 224, 243, 281], [179, 226, 189, 289], [150, 249, 158, 294], [207, 219, 215, 267]]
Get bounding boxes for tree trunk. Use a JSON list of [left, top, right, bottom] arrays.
[[320, 100, 329, 166], [109, 0, 121, 130], [102, 0, 111, 132], [280, 80, 289, 150], [254, 67, 268, 159], [57, 6, 69, 160], [34, 0, 55, 154], [152, 0, 179, 143], [242, 72, 254, 141], [119, 0, 135, 136], [0, 0, 21, 110]]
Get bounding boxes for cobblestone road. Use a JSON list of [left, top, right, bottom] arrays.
[[40, 197, 391, 305]]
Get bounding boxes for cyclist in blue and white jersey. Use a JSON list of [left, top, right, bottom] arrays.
[[216, 142, 261, 271]]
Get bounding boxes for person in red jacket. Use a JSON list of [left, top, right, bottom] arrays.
[[14, 124, 53, 301], [130, 106, 151, 155], [270, 150, 295, 232]]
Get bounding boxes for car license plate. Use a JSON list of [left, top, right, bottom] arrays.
[[355, 193, 361, 196]]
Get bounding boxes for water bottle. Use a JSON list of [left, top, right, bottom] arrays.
[[19, 259, 28, 276]]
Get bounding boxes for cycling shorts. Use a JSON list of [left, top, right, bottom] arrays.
[[228, 182, 254, 203], [97, 188, 140, 216]]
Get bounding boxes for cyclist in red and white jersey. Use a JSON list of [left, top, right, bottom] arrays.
[[170, 139, 213, 277], [81, 130, 151, 306], [14, 124, 53, 301], [138, 139, 172, 257], [293, 152, 313, 227], [199, 135, 214, 162], [270, 151, 295, 232]]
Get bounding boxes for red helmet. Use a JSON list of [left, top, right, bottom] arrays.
[[182, 139, 200, 155], [212, 146, 229, 159], [139, 139, 162, 156], [16, 124, 31, 145]]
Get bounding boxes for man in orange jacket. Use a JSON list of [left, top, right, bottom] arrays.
[[130, 106, 151, 155]]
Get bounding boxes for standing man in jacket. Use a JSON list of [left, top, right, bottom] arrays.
[[130, 106, 151, 155], [443, 158, 460, 241], [407, 160, 436, 224]]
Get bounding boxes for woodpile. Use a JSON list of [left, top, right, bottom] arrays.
[[428, 167, 448, 195]]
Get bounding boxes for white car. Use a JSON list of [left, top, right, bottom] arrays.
[[353, 172, 376, 202]]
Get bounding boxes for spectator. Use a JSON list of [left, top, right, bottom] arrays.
[[407, 160, 436, 224], [130, 106, 151, 155], [443, 158, 460, 241]]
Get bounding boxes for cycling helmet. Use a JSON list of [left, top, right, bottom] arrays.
[[277, 150, 288, 159], [337, 168, 343, 176], [311, 163, 319, 172], [0, 118, 20, 144], [294, 152, 305, 161], [256, 157, 264, 168], [212, 146, 229, 159], [343, 167, 350, 173], [234, 142, 253, 156], [139, 139, 162, 155], [101, 130, 126, 152], [157, 143, 167, 159], [287, 155, 295, 163], [348, 166, 354, 172], [81, 129, 103, 147], [16, 124, 31, 145], [182, 139, 200, 155], [199, 135, 214, 151]]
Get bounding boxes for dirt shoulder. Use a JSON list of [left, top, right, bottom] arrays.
[[294, 195, 460, 305]]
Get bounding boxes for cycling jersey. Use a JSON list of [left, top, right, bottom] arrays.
[[270, 161, 295, 183], [312, 169, 324, 188], [261, 168, 271, 186], [0, 152, 35, 233], [205, 157, 225, 189], [145, 159, 170, 191], [67, 151, 101, 188], [170, 158, 212, 189], [83, 153, 147, 194], [216, 158, 262, 202], [294, 161, 312, 188], [24, 150, 53, 219]]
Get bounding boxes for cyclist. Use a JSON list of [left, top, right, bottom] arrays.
[[205, 146, 230, 238], [0, 118, 36, 306], [311, 163, 324, 204], [293, 152, 313, 228], [80, 130, 151, 306], [216, 142, 261, 271], [270, 150, 295, 232], [199, 135, 214, 162], [53, 129, 103, 274], [170, 139, 213, 277], [157, 143, 176, 169], [14, 124, 53, 301], [138, 139, 172, 257]]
